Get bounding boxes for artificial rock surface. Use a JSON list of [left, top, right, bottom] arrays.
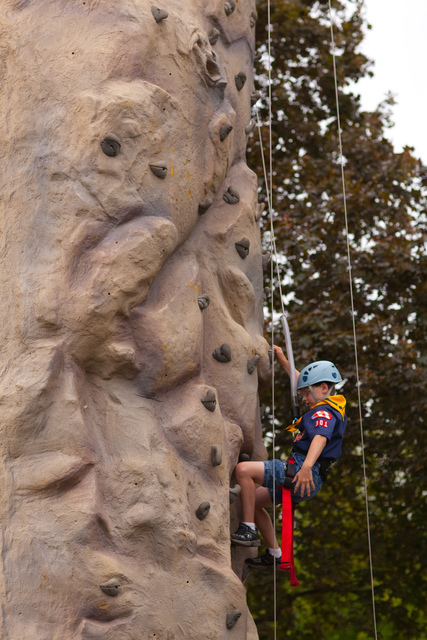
[[0, 1, 268, 638]]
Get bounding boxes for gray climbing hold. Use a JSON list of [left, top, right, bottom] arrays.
[[235, 238, 250, 259], [209, 28, 220, 45], [223, 187, 240, 205], [247, 355, 260, 375], [255, 202, 265, 221], [201, 389, 216, 412], [151, 6, 168, 22], [224, 0, 236, 16], [239, 453, 250, 462], [235, 72, 247, 91], [211, 445, 223, 467], [226, 610, 242, 630], [196, 502, 210, 521], [212, 344, 232, 363], [220, 124, 233, 142], [198, 294, 210, 310], [245, 120, 256, 135], [262, 251, 271, 269], [251, 91, 262, 105], [149, 161, 168, 179], [101, 135, 121, 157], [229, 484, 241, 504], [100, 578, 121, 597], [250, 10, 258, 28]]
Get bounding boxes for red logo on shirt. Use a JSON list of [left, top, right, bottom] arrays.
[[311, 410, 332, 420], [315, 419, 330, 428]]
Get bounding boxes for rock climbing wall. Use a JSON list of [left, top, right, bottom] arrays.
[[0, 1, 270, 638]]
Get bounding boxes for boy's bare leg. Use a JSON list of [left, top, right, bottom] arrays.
[[254, 487, 280, 550], [235, 461, 265, 522]]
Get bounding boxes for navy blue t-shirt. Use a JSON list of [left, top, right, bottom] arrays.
[[292, 402, 347, 460]]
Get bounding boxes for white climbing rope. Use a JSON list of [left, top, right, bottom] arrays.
[[256, 2, 378, 639], [327, 3, 378, 638]]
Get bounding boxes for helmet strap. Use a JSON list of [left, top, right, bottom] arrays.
[[309, 385, 318, 403]]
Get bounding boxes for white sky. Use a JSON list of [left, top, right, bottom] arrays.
[[356, 0, 427, 164]]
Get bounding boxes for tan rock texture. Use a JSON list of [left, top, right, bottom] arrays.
[[0, 1, 269, 638]]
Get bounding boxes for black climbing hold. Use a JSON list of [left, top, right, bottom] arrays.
[[209, 28, 220, 45], [101, 135, 121, 157], [212, 344, 232, 363], [211, 444, 223, 466], [100, 578, 121, 597], [220, 124, 233, 142], [151, 6, 168, 22], [235, 72, 247, 91], [247, 355, 260, 375], [229, 484, 241, 504], [223, 187, 240, 205], [224, 0, 236, 16], [250, 10, 258, 28], [255, 202, 265, 221], [226, 610, 242, 630], [198, 294, 210, 310], [245, 120, 256, 135], [239, 453, 250, 462], [196, 502, 210, 520], [262, 251, 271, 269], [235, 238, 250, 259], [251, 91, 262, 105], [268, 349, 273, 364], [201, 389, 216, 412], [149, 161, 168, 179]]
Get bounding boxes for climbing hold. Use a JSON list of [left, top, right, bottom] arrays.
[[198, 294, 210, 310], [220, 124, 233, 142], [255, 202, 265, 221], [245, 120, 256, 135], [201, 390, 216, 412], [229, 484, 241, 504], [226, 610, 242, 630], [100, 578, 121, 597], [209, 28, 220, 45], [268, 349, 273, 364], [254, 51, 262, 63], [235, 72, 247, 91], [151, 6, 168, 22], [250, 10, 258, 28], [196, 502, 210, 520], [251, 91, 262, 105], [223, 187, 240, 205], [212, 344, 232, 363], [211, 445, 223, 466], [235, 238, 250, 259], [224, 0, 236, 16], [239, 453, 250, 462], [247, 355, 260, 375], [149, 162, 168, 179], [100, 135, 121, 157], [262, 251, 271, 269]]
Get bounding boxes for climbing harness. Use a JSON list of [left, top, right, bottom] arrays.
[[257, 0, 378, 637]]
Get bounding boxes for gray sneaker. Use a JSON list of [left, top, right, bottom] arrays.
[[245, 550, 281, 571], [230, 523, 260, 547]]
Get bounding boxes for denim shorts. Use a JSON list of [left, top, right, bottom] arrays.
[[262, 451, 323, 505]]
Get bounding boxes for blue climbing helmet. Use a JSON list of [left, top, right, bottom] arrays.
[[297, 360, 342, 390]]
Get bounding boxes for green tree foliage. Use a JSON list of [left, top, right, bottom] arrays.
[[246, 1, 427, 638]]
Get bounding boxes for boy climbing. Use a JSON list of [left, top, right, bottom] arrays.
[[230, 346, 347, 570]]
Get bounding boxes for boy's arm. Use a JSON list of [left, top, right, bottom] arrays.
[[292, 434, 327, 497], [273, 345, 300, 386]]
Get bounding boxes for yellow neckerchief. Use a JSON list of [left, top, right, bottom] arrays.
[[286, 394, 346, 433]]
